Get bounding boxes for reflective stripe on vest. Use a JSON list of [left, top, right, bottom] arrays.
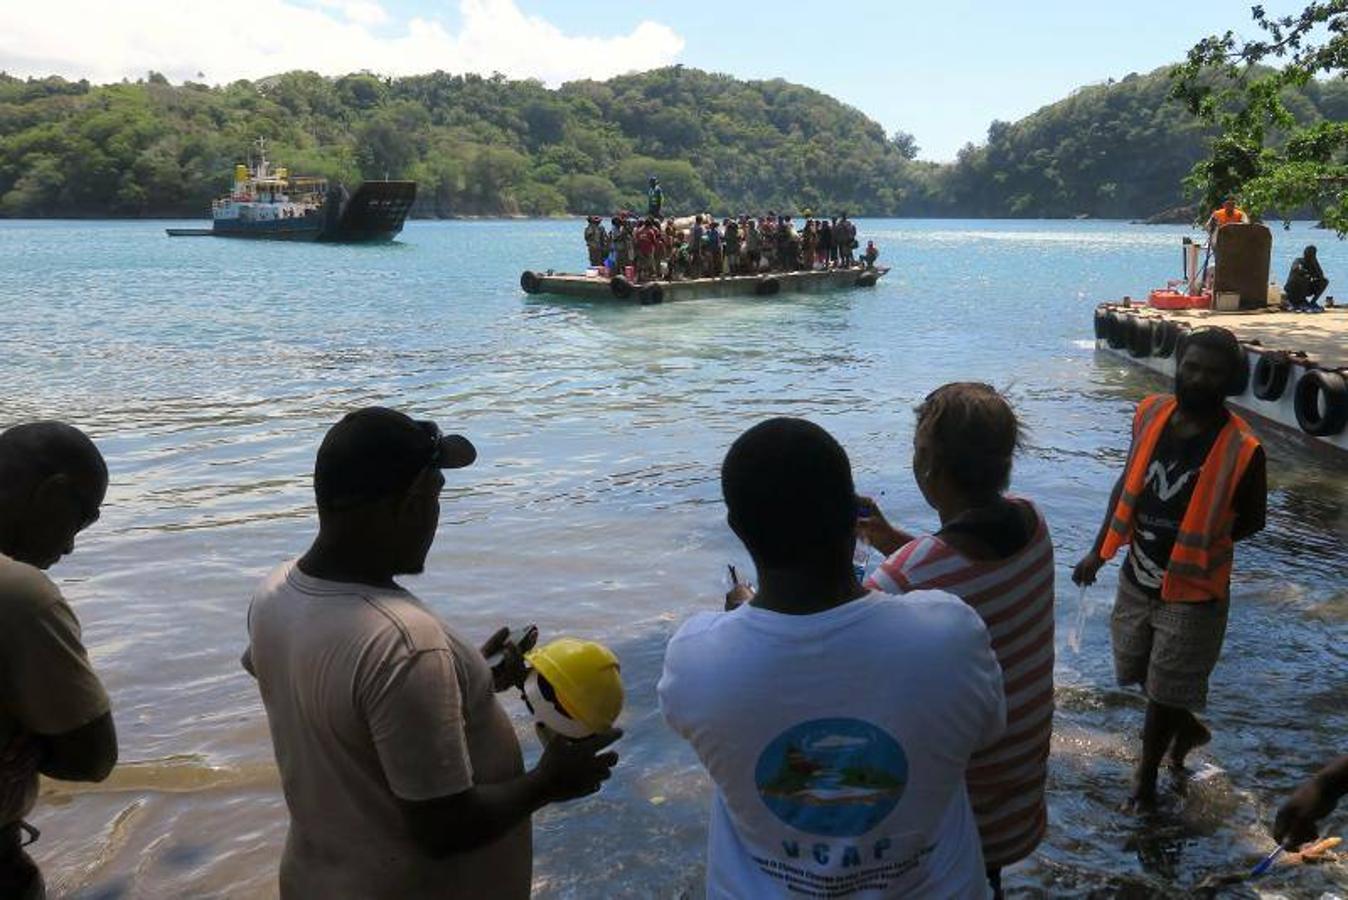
[[1099, 395, 1260, 601]]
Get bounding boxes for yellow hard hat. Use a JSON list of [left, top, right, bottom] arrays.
[[525, 638, 623, 735]]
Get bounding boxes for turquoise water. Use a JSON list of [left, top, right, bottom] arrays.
[[2, 218, 1346, 897]]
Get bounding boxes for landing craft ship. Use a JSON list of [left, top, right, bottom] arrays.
[[166, 139, 416, 242]]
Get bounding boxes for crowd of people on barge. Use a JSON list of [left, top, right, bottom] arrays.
[[4, 324, 1346, 900], [582, 210, 878, 283]]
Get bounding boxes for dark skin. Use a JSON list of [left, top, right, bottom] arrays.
[[722, 516, 865, 615], [725, 430, 1022, 608], [1275, 755, 1348, 849], [0, 432, 119, 785], [286, 467, 620, 858], [1071, 344, 1265, 811]]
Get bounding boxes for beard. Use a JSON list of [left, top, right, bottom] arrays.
[[1175, 377, 1226, 415]]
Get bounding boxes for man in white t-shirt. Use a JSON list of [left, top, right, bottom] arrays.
[[243, 408, 620, 899], [659, 418, 1006, 899]]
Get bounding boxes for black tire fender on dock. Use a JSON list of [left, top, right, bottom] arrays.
[[1152, 321, 1181, 358], [1293, 368, 1348, 437], [854, 271, 878, 287], [1093, 308, 1110, 341], [1252, 352, 1292, 401], [520, 270, 542, 294], [638, 284, 664, 305], [1127, 317, 1154, 358], [755, 276, 780, 296], [1105, 312, 1128, 349], [610, 275, 633, 299]]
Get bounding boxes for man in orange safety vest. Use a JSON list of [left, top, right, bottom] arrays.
[[1204, 197, 1249, 239], [1073, 327, 1266, 812]]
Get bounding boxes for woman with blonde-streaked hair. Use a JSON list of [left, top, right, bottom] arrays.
[[859, 382, 1055, 900]]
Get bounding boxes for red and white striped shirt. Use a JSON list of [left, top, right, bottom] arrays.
[[865, 500, 1055, 868]]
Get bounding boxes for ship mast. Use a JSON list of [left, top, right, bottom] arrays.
[[254, 137, 270, 180]]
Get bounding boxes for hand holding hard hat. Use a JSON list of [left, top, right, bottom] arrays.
[[523, 638, 624, 742]]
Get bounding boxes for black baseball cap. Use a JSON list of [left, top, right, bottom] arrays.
[[314, 407, 476, 509]]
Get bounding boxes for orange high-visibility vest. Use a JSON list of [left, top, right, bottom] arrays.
[[1099, 395, 1261, 602], [1211, 206, 1246, 227]]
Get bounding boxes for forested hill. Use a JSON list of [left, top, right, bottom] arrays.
[[925, 66, 1348, 219], [1, 65, 1344, 219], [0, 67, 916, 218]]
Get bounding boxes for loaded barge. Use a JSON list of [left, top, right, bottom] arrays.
[[1093, 223, 1347, 455], [519, 266, 888, 304]]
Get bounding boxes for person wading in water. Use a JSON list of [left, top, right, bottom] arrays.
[[1073, 327, 1265, 812]]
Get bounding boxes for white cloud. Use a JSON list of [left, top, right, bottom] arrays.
[[317, 0, 391, 27], [0, 0, 684, 85]]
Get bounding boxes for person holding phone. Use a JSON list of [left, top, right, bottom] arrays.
[[857, 384, 1054, 899]]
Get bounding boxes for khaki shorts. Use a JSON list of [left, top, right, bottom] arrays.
[[1110, 577, 1229, 711]]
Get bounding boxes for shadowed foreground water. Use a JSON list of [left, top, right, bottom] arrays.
[[1, 218, 1345, 898]]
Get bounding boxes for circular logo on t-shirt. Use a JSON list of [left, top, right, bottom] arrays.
[[754, 718, 908, 837]]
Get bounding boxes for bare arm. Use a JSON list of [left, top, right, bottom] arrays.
[[855, 496, 915, 557], [399, 731, 620, 858], [1089, 474, 1126, 556], [1072, 473, 1125, 586], [36, 711, 117, 782], [1274, 755, 1348, 848]]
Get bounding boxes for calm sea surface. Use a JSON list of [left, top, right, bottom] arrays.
[[2, 218, 1346, 898]]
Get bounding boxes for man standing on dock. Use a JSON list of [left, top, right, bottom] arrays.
[[1204, 197, 1248, 239], [1073, 327, 1266, 811]]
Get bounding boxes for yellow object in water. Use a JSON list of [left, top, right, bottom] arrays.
[[1297, 836, 1342, 861]]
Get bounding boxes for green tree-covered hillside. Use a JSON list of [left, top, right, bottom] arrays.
[[0, 64, 1343, 219], [932, 66, 1348, 218], [0, 67, 917, 218]]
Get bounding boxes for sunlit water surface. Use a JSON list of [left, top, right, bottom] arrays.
[[2, 218, 1346, 898]]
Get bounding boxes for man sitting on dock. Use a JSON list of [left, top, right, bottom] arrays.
[[1073, 327, 1265, 812], [1284, 245, 1329, 312]]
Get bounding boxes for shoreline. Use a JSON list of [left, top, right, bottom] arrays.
[[0, 213, 1333, 225]]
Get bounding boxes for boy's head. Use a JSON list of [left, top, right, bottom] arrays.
[[722, 418, 856, 570]]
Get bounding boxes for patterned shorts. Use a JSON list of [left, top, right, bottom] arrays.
[[1110, 577, 1229, 711]]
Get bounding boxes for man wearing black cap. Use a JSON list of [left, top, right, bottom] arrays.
[[243, 408, 620, 900]]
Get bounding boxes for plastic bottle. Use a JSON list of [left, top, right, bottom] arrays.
[[853, 535, 873, 582]]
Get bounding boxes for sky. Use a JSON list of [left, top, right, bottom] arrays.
[[0, 0, 1307, 161]]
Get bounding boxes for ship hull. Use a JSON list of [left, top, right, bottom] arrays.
[[168, 181, 416, 243]]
